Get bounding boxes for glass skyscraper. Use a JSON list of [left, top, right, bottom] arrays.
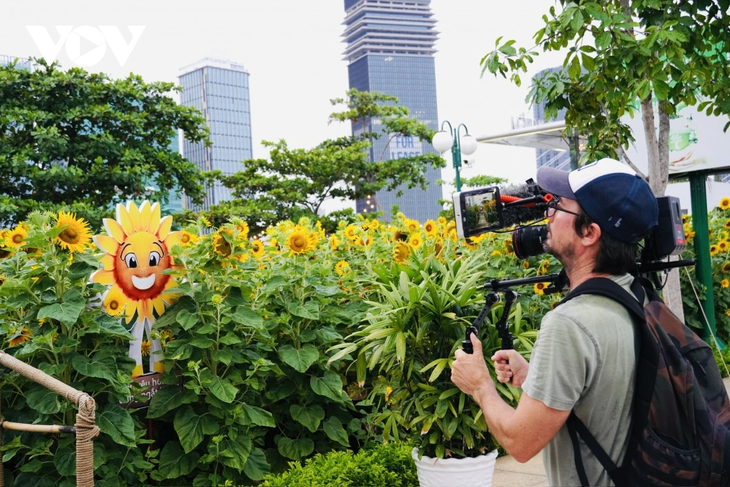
[[179, 58, 253, 211], [533, 67, 571, 172], [0, 54, 36, 70], [342, 0, 441, 222]]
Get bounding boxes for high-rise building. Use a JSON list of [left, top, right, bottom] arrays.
[[0, 54, 36, 70], [179, 58, 253, 211], [342, 0, 441, 222], [533, 67, 571, 172]]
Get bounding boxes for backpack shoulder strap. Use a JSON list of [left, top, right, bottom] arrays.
[[561, 277, 644, 487]]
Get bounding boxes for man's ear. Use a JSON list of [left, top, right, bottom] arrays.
[[579, 222, 602, 247]]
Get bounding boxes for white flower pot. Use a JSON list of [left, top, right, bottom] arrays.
[[411, 448, 498, 487]]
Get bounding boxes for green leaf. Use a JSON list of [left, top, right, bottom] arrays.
[[243, 447, 270, 481], [190, 336, 215, 348], [158, 441, 200, 479], [240, 404, 276, 427], [310, 370, 346, 403], [211, 348, 233, 365], [219, 333, 242, 345], [286, 301, 318, 320], [53, 446, 75, 476], [26, 387, 63, 414], [71, 354, 117, 382], [37, 291, 85, 326], [219, 436, 252, 470], [174, 407, 219, 453], [98, 404, 136, 447], [232, 306, 264, 328], [290, 404, 325, 432], [176, 309, 199, 330], [654, 79, 670, 100], [199, 369, 238, 403], [277, 436, 314, 461], [147, 387, 197, 418], [323, 416, 350, 447], [596, 31, 611, 48], [277, 344, 319, 372]]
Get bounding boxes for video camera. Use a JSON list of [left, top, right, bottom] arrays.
[[452, 180, 687, 264]]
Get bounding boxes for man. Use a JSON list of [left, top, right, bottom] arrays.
[[451, 158, 658, 486]]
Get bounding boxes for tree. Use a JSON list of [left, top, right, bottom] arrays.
[[208, 89, 444, 233], [483, 0, 730, 196], [0, 59, 210, 225]]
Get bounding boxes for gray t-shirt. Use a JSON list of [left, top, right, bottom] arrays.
[[522, 274, 639, 486]]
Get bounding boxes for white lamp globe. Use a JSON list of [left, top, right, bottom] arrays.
[[460, 134, 478, 156], [432, 131, 453, 153]]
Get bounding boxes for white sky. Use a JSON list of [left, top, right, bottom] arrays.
[[0, 0, 568, 212]]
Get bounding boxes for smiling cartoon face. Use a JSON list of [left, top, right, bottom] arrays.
[[116, 231, 172, 301], [91, 201, 182, 324]]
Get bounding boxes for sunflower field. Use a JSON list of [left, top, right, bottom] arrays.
[[0, 203, 725, 485]]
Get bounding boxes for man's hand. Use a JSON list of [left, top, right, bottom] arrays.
[[451, 333, 494, 398], [491, 350, 529, 388]]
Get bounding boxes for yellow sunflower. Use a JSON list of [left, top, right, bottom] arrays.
[[344, 224, 359, 241], [54, 211, 92, 252], [491, 250, 502, 257], [180, 230, 200, 246], [464, 237, 478, 251], [723, 262, 730, 273], [726, 309, 730, 317], [522, 260, 530, 269], [308, 231, 320, 251], [394, 241, 411, 264], [330, 234, 340, 251], [335, 260, 351, 276], [720, 197, 730, 210], [141, 340, 151, 356], [160, 329, 174, 345], [91, 201, 182, 326], [213, 228, 234, 257], [202, 216, 212, 228], [423, 219, 438, 237], [250, 239, 265, 258], [385, 386, 393, 402], [358, 235, 372, 247], [447, 228, 458, 242], [8, 327, 32, 347], [236, 221, 250, 240], [409, 233, 423, 249], [392, 230, 408, 242], [723, 279, 730, 288], [725, 220, 730, 230], [5, 225, 28, 249], [406, 219, 420, 232], [286, 229, 310, 254], [369, 219, 380, 230], [719, 241, 729, 252], [710, 245, 720, 256], [438, 216, 447, 226], [534, 282, 547, 295]]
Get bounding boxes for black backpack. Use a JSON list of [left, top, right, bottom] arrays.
[[563, 277, 730, 487]]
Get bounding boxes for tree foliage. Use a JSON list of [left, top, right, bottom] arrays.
[[0, 59, 209, 225], [483, 0, 730, 195], [209, 89, 444, 233]]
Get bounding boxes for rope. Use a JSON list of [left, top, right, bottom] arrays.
[[75, 395, 99, 487], [684, 267, 730, 377]]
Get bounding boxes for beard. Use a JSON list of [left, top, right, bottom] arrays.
[[544, 225, 575, 265]]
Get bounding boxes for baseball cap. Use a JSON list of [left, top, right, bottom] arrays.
[[536, 158, 658, 244]]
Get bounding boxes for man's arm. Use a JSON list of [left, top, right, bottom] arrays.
[[451, 333, 570, 463]]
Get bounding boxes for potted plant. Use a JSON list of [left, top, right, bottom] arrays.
[[330, 228, 542, 487]]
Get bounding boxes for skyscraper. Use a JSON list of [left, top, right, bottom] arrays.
[[342, 0, 441, 222], [533, 67, 571, 172], [179, 58, 253, 211], [0, 54, 36, 70]]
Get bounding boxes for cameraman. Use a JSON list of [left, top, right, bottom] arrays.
[[451, 158, 658, 486]]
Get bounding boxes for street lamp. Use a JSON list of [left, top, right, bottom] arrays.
[[432, 121, 478, 192]]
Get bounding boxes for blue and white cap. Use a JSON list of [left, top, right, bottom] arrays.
[[537, 158, 658, 244]]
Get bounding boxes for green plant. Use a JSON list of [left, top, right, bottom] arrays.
[[330, 221, 555, 459], [260, 441, 418, 487]]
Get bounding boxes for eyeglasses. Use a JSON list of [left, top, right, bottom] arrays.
[[546, 200, 581, 218]]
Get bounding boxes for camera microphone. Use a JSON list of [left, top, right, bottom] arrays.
[[499, 183, 551, 228]]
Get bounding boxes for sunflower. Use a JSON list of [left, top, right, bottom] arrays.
[[720, 197, 730, 210], [726, 309, 730, 317], [236, 221, 250, 240], [464, 237, 478, 251], [180, 230, 200, 246], [723, 279, 730, 288], [330, 234, 339, 251], [358, 235, 372, 247], [308, 231, 320, 251], [250, 239, 265, 258], [369, 219, 380, 230], [406, 219, 420, 232], [534, 282, 547, 295], [491, 250, 502, 257], [5, 225, 28, 249], [409, 233, 423, 249], [344, 224, 359, 241], [423, 219, 438, 237], [505, 240, 515, 254], [720, 241, 730, 252], [141, 340, 151, 356], [710, 245, 720, 256], [53, 211, 92, 252], [392, 230, 408, 242], [202, 216, 212, 228], [522, 260, 530, 269], [438, 216, 447, 226], [394, 241, 411, 264], [385, 386, 393, 402], [447, 228, 458, 242], [213, 228, 234, 257], [286, 229, 310, 254], [160, 329, 174, 345], [91, 201, 182, 326], [723, 263, 730, 273], [725, 220, 730, 230], [8, 327, 32, 347], [682, 215, 689, 223], [335, 260, 351, 276]]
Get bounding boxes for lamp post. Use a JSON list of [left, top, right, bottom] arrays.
[[432, 121, 478, 192]]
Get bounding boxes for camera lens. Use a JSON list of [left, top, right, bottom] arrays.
[[512, 225, 547, 259]]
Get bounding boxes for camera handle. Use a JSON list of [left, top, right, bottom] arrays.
[[462, 289, 518, 354]]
